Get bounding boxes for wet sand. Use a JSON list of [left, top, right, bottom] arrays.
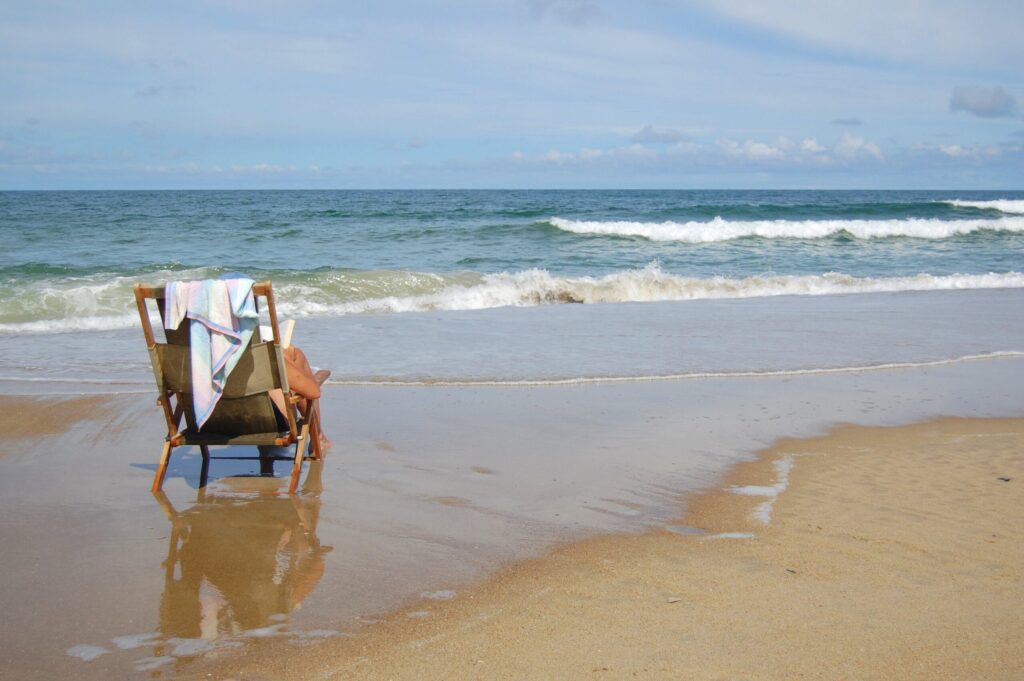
[[1, 360, 1023, 680], [0, 394, 114, 445], [202, 417, 1024, 681]]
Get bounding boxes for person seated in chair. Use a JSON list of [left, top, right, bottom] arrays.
[[270, 345, 331, 451]]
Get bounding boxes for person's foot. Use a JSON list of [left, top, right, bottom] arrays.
[[319, 434, 333, 453], [307, 432, 333, 456]]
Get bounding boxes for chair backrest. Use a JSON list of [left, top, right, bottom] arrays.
[[134, 282, 295, 438]]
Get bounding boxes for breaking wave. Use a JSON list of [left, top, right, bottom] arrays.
[[548, 215, 1024, 242], [944, 199, 1024, 214], [312, 266, 1024, 316], [2, 265, 1022, 335]]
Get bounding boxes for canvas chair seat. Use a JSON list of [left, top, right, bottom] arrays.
[[173, 429, 290, 447], [134, 281, 327, 494]]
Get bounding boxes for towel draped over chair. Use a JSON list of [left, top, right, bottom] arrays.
[[163, 278, 258, 429]]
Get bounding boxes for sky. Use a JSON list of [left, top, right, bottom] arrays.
[[1, 0, 1022, 190]]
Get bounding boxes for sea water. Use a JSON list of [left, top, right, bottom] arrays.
[[1, 189, 1023, 390]]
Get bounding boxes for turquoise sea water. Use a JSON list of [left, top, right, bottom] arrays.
[[1, 189, 1023, 388]]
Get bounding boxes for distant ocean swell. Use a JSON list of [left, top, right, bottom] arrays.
[[2, 265, 1023, 335], [548, 215, 1024, 242]]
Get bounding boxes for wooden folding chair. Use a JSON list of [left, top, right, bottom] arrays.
[[134, 281, 326, 494]]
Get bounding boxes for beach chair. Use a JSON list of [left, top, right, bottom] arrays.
[[134, 281, 326, 494]]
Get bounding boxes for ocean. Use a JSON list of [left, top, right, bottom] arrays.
[[1, 189, 1023, 390]]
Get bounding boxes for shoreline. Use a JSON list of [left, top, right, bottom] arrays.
[[3, 287, 1023, 392], [196, 416, 1024, 680]]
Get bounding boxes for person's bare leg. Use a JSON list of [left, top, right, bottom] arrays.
[[284, 346, 331, 450], [283, 346, 320, 399]]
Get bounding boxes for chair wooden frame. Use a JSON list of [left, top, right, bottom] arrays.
[[134, 281, 325, 494]]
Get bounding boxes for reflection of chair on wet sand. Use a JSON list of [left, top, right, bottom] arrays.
[[153, 464, 330, 639], [134, 281, 327, 494]]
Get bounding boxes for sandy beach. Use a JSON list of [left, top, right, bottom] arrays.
[[199, 417, 1024, 681], [1, 361, 1022, 680]]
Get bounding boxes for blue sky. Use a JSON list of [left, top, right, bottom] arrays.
[[1, 0, 1022, 189]]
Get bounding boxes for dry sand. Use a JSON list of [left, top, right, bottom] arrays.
[[197, 417, 1024, 681]]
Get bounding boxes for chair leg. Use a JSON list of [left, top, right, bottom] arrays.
[[152, 440, 174, 493], [289, 424, 310, 494], [309, 409, 323, 461], [198, 446, 211, 489]]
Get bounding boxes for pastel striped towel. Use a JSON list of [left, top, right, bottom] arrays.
[[164, 278, 258, 429]]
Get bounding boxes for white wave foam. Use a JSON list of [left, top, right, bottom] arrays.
[[308, 266, 1024, 316], [66, 644, 109, 662], [0, 266, 217, 335], [704, 532, 755, 540], [4, 266, 1024, 335], [0, 314, 141, 335], [944, 199, 1024, 214], [730, 456, 795, 524], [549, 215, 1024, 242]]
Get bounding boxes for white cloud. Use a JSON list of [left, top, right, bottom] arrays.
[[938, 144, 973, 158], [511, 132, 894, 170], [718, 139, 786, 161], [541, 150, 569, 163], [800, 137, 825, 153], [137, 161, 318, 176], [229, 163, 298, 174], [512, 143, 662, 165], [917, 142, 1011, 160], [834, 132, 883, 161]]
